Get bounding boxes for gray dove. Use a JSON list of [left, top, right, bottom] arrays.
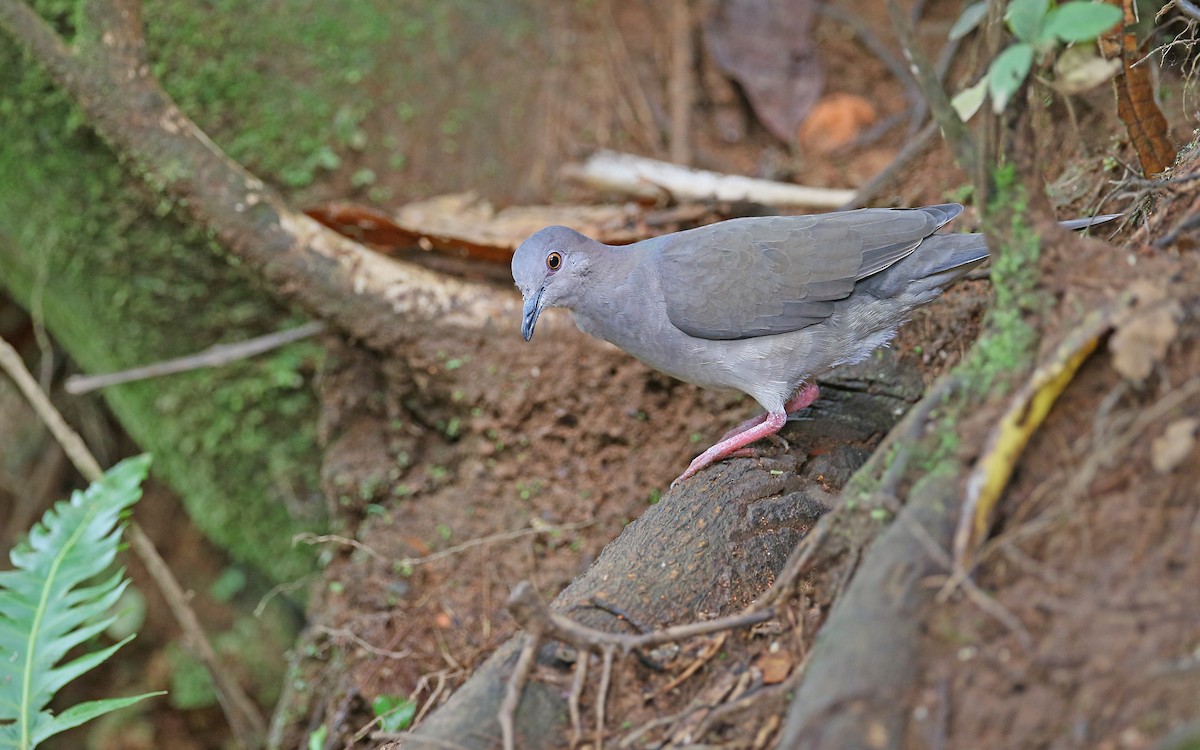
[[511, 204, 1041, 485]]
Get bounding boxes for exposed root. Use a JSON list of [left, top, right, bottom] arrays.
[[499, 580, 780, 746]]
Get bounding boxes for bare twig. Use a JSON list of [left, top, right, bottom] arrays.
[[569, 655, 589, 747], [596, 645, 616, 750], [64, 322, 325, 394], [295, 518, 597, 568], [0, 336, 103, 479], [656, 633, 726, 696], [668, 0, 694, 165], [499, 633, 541, 750], [885, 0, 978, 177], [841, 122, 940, 209], [0, 332, 266, 748], [313, 624, 412, 660], [599, 0, 666, 156], [506, 581, 775, 655]]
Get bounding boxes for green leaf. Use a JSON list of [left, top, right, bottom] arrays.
[[308, 725, 328, 750], [949, 2, 988, 40], [32, 693, 166, 745], [0, 455, 158, 749], [372, 694, 417, 732], [951, 78, 989, 121], [988, 43, 1035, 113], [1005, 0, 1050, 43], [1041, 2, 1123, 43]]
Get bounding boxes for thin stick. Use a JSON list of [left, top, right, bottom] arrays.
[[668, 0, 693, 165], [506, 581, 774, 655], [569, 655, 589, 747], [312, 624, 412, 660], [296, 518, 597, 568], [885, 0, 978, 177], [500, 633, 541, 750], [0, 333, 266, 748], [596, 645, 615, 750], [64, 321, 325, 394], [0, 336, 103, 478]]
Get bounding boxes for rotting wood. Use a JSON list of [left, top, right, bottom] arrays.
[[562, 149, 856, 208]]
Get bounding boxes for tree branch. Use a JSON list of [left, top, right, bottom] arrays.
[[0, 0, 510, 355], [884, 0, 978, 179], [0, 0, 80, 82]]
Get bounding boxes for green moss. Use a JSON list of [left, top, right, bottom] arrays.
[[0, 31, 322, 581], [167, 610, 292, 710], [140, 0, 541, 201], [2, 0, 548, 578], [956, 163, 1045, 395]]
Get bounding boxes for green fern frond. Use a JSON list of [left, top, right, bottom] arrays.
[[0, 455, 164, 750]]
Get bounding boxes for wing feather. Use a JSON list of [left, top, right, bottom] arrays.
[[657, 204, 961, 340]]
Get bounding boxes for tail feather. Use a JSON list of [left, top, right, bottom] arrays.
[[861, 211, 1122, 300], [863, 233, 988, 299]]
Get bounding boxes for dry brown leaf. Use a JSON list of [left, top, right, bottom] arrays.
[[1150, 418, 1198, 474], [754, 651, 793, 684], [306, 194, 646, 265], [1109, 281, 1181, 383], [797, 93, 878, 153], [704, 0, 823, 143], [1103, 0, 1175, 175]]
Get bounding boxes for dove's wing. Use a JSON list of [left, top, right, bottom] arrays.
[[656, 204, 962, 340]]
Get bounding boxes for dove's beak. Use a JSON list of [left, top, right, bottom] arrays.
[[521, 289, 543, 341]]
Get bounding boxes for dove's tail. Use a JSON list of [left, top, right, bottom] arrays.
[[865, 211, 1123, 301], [864, 233, 988, 300]]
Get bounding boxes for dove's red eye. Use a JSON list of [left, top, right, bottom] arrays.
[[546, 252, 562, 271]]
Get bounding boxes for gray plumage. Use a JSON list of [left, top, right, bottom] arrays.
[[511, 203, 983, 482], [514, 204, 975, 411]]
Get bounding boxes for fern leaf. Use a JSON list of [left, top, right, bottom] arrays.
[[0, 455, 163, 750]]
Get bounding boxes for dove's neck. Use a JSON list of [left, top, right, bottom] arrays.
[[568, 241, 653, 344]]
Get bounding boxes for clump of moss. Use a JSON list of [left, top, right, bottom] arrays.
[[957, 163, 1045, 395], [0, 36, 323, 581]]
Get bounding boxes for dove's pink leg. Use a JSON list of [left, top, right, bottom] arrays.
[[718, 412, 768, 442], [674, 384, 821, 486], [716, 384, 820, 442], [784, 383, 820, 413], [673, 412, 788, 486]]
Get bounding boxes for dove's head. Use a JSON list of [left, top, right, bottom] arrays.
[[511, 226, 598, 341]]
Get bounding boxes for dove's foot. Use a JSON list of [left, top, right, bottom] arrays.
[[672, 411, 788, 487]]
